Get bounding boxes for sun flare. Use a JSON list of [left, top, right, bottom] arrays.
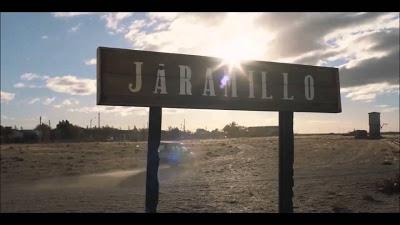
[[213, 36, 264, 74]]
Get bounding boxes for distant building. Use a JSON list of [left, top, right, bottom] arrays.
[[0, 126, 40, 143], [354, 130, 368, 139], [10, 130, 24, 140], [247, 126, 279, 137]]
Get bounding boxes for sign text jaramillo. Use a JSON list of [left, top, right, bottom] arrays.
[[97, 47, 341, 112]]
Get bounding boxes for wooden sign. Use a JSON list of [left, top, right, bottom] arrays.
[[97, 47, 341, 113], [96, 46, 342, 213]]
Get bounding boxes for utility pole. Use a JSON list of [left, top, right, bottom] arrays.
[[39, 116, 42, 142], [98, 112, 100, 128]]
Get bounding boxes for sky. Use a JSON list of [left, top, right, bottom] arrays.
[[1, 12, 399, 133]]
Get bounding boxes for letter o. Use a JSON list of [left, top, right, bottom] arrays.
[[304, 75, 314, 100]]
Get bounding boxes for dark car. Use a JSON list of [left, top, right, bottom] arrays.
[[158, 141, 194, 166]]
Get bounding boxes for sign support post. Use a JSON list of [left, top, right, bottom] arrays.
[[279, 111, 294, 213], [145, 106, 162, 213]]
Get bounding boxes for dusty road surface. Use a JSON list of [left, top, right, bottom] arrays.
[[1, 135, 399, 212]]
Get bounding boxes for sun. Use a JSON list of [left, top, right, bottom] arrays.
[[220, 55, 243, 74], [213, 37, 261, 74]]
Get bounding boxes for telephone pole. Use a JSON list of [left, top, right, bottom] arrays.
[[98, 112, 100, 128]]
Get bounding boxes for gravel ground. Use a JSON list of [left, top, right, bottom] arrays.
[[1, 135, 399, 213]]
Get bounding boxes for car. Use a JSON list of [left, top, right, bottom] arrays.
[[158, 141, 194, 166]]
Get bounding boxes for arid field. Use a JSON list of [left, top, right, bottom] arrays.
[[1, 135, 399, 213]]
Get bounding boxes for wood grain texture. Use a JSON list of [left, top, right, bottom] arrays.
[[97, 47, 341, 113]]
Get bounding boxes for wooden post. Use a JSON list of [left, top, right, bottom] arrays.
[[145, 107, 162, 213], [279, 111, 294, 213]]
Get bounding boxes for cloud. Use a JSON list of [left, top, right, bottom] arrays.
[[84, 58, 96, 65], [28, 98, 40, 104], [119, 12, 398, 88], [41, 35, 48, 39], [262, 13, 399, 87], [50, 11, 398, 88], [1, 115, 16, 120], [339, 34, 399, 87], [43, 97, 56, 105], [54, 98, 80, 108], [341, 82, 399, 102], [13, 82, 42, 88], [53, 12, 133, 34], [124, 13, 269, 59], [381, 107, 399, 113], [15, 73, 49, 88], [20, 73, 49, 81], [21, 73, 42, 81], [45, 75, 96, 96], [14, 82, 26, 88], [101, 13, 133, 34], [1, 91, 15, 103], [376, 104, 399, 113], [68, 105, 148, 117], [52, 12, 95, 18], [256, 13, 394, 60], [147, 12, 178, 22], [69, 23, 81, 32], [14, 73, 49, 88], [27, 97, 56, 105], [15, 73, 94, 96]]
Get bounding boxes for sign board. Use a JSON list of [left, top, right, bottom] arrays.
[[97, 47, 341, 112]]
